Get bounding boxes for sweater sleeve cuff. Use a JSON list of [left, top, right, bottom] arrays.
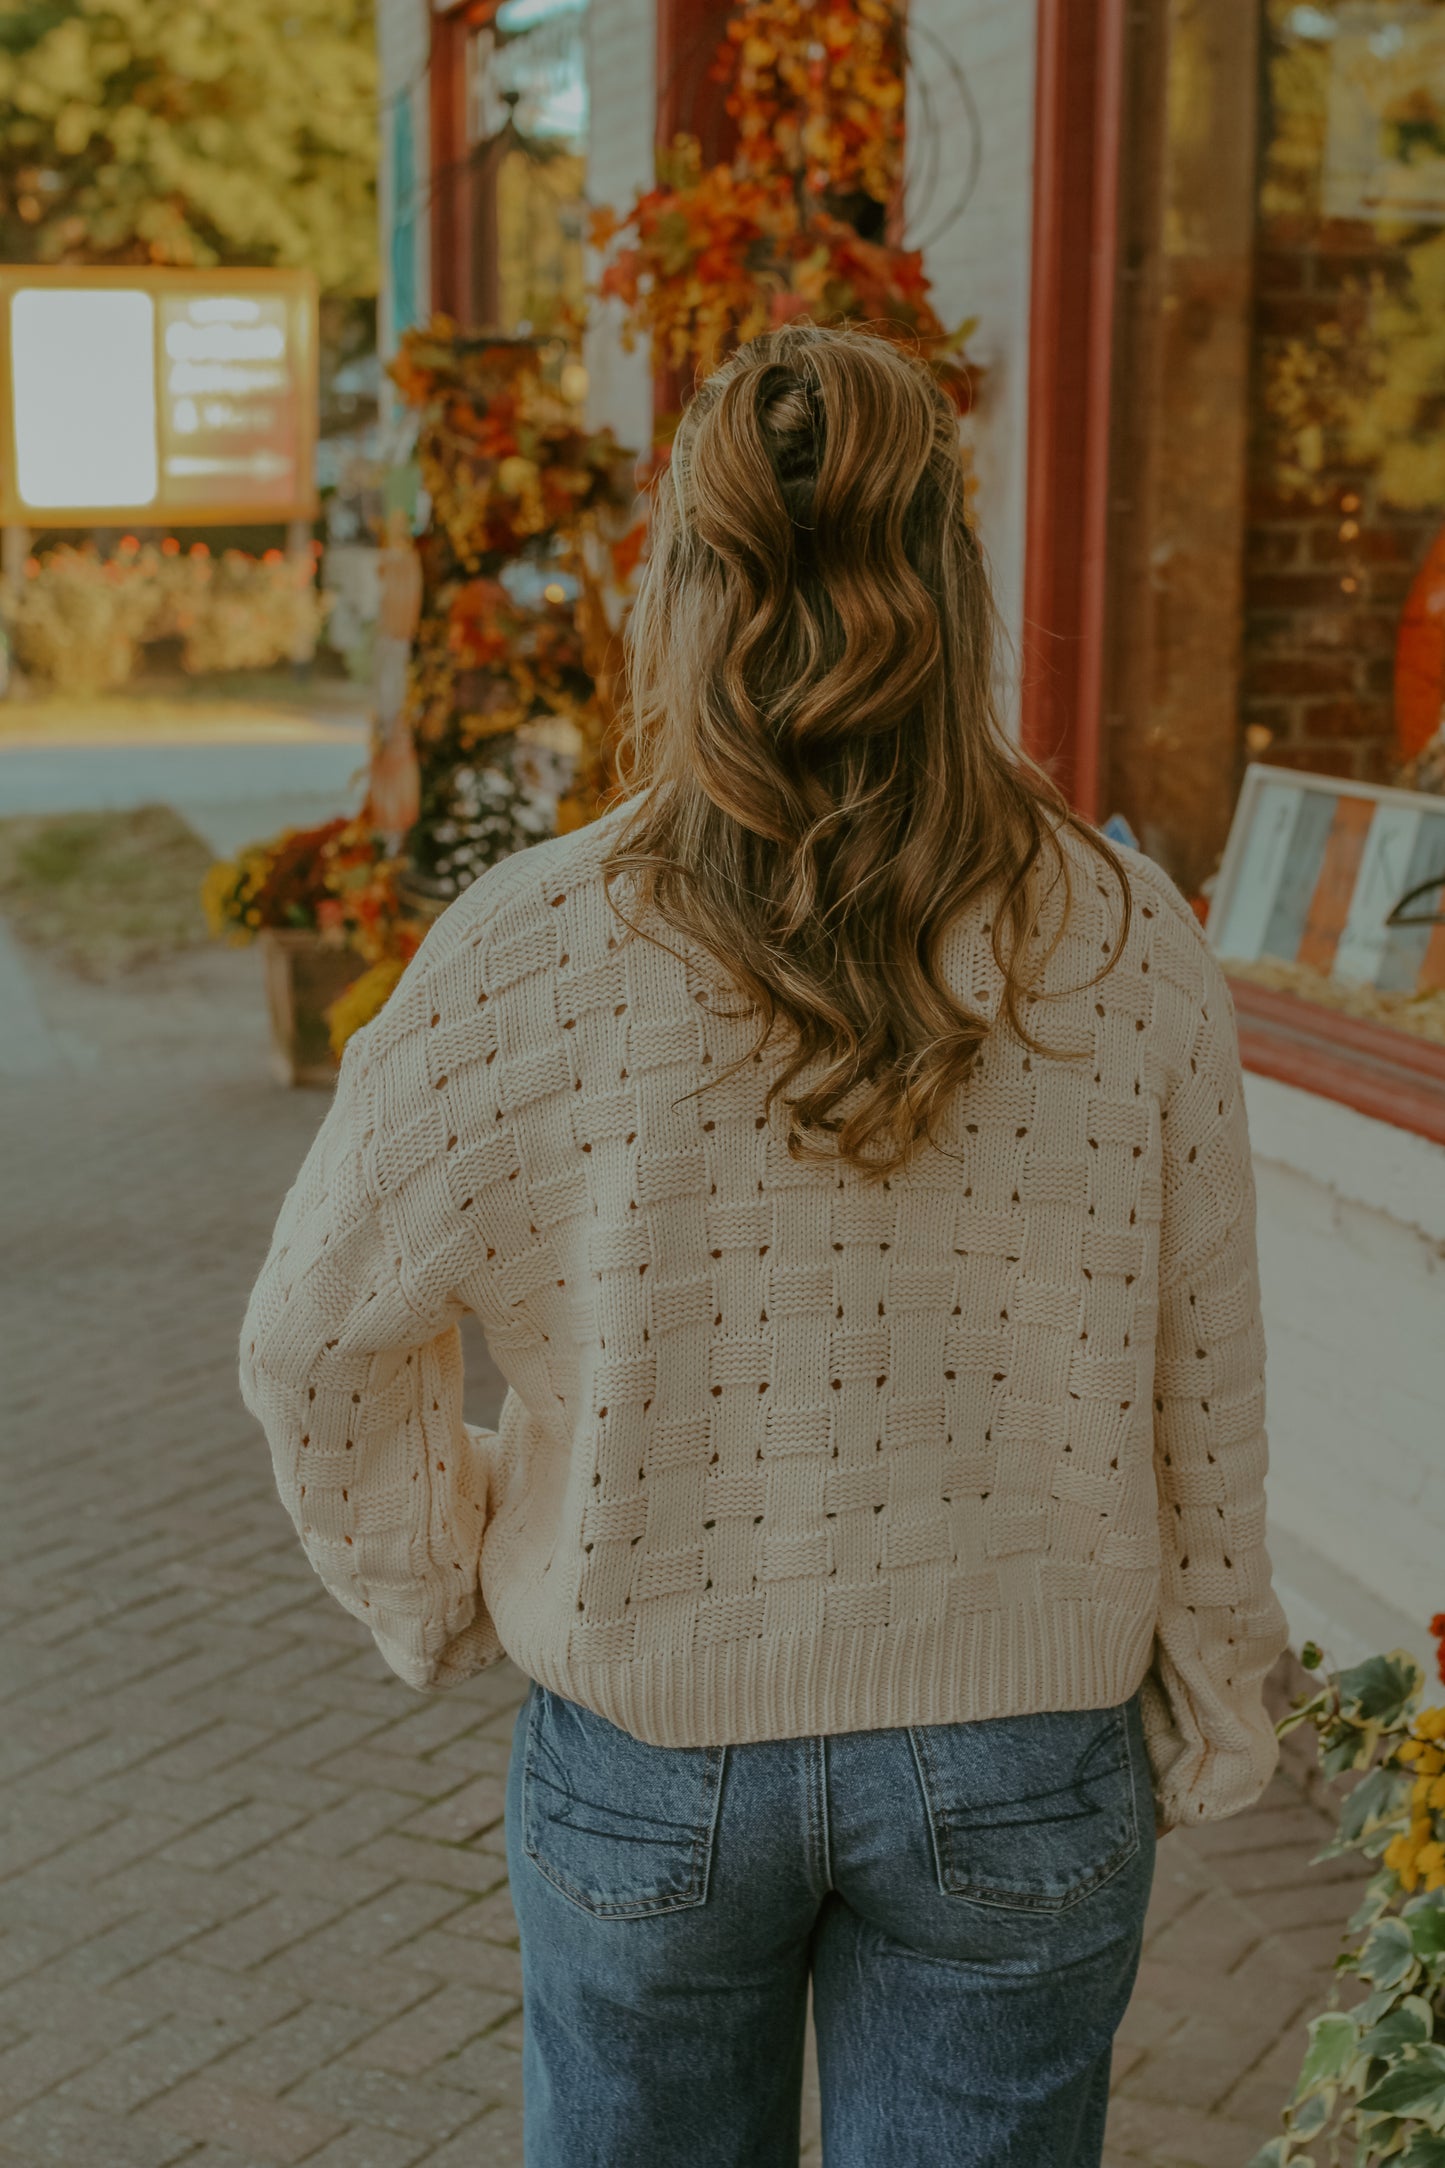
[[370, 1607, 507, 1693], [1140, 1664, 1281, 1832]]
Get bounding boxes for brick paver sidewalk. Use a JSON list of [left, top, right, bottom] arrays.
[[0, 936, 1360, 2167]]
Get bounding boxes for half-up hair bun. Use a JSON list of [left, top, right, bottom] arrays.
[[611, 320, 1130, 1177], [679, 353, 828, 557]]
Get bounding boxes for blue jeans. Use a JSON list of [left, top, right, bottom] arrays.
[[506, 1684, 1155, 2166]]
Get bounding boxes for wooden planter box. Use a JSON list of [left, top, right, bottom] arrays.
[[258, 929, 367, 1089]]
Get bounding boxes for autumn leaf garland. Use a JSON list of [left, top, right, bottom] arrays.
[[591, 0, 976, 412], [722, 0, 906, 207]]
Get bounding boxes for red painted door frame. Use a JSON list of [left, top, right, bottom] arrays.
[[1020, 0, 1127, 822], [429, 0, 511, 326], [654, 0, 736, 427], [656, 0, 736, 162], [429, 9, 468, 324]]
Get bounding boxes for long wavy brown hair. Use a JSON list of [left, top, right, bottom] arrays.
[[606, 321, 1128, 1175]]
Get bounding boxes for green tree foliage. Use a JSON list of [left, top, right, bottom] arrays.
[[0, 0, 378, 293]]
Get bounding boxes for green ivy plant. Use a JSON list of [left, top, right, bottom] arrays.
[[1251, 1630, 1445, 2168]]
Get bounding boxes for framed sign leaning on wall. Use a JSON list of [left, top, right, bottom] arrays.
[[1208, 763, 1445, 1000], [1207, 765, 1445, 1141]]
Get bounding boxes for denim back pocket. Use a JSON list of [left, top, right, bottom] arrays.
[[908, 1701, 1140, 1912], [521, 1685, 727, 1920]]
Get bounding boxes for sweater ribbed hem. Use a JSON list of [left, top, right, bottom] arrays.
[[491, 1593, 1158, 1749]]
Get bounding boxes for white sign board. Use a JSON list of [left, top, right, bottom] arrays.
[[0, 266, 318, 526]]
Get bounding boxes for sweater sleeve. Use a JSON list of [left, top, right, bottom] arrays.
[[240, 1024, 502, 1692], [1141, 905, 1289, 1830]]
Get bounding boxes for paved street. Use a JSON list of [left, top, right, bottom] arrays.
[[0, 926, 1363, 2167], [0, 698, 367, 858]]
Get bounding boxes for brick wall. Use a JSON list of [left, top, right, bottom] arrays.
[[1241, 233, 1437, 785]]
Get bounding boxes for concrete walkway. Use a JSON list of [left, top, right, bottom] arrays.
[[0, 927, 1360, 2167]]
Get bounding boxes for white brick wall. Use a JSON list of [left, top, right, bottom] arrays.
[[907, 1, 1036, 718], [584, 0, 655, 457], [1244, 1074, 1445, 1685]]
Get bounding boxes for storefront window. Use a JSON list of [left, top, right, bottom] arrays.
[[1098, 0, 1445, 1113], [467, 0, 588, 340], [1223, 0, 1445, 1056], [1245, 1, 1445, 790]]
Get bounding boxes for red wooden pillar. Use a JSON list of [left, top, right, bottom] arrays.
[[656, 0, 737, 162], [1019, 0, 1127, 822], [429, 7, 473, 323]]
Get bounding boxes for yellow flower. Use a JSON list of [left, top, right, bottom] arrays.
[[1418, 1707, 1445, 1742], [497, 454, 540, 497], [1428, 1776, 1445, 1809], [1384, 1812, 1437, 1890], [325, 959, 406, 1057]]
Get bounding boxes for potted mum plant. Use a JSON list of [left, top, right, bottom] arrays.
[[1252, 1617, 1445, 2167], [203, 817, 422, 1084]]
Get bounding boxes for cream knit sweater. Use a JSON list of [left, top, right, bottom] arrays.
[[242, 801, 1287, 1829]]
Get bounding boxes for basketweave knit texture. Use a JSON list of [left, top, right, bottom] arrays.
[[241, 800, 1288, 1829]]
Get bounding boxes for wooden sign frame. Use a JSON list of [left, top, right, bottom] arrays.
[[1208, 762, 1445, 996], [0, 264, 318, 528]]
